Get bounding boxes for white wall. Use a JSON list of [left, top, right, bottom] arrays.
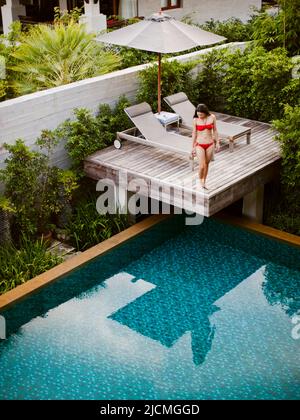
[[0, 42, 247, 170], [139, 0, 262, 23]]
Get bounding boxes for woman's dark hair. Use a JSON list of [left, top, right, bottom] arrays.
[[194, 103, 211, 118]]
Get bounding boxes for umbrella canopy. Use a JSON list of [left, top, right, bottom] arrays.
[[97, 12, 226, 112]]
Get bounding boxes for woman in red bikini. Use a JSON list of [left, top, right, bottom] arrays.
[[191, 104, 220, 189]]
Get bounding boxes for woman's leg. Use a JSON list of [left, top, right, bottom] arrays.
[[196, 146, 207, 187], [203, 144, 214, 186]]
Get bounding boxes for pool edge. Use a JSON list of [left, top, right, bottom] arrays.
[[0, 214, 172, 312], [214, 212, 300, 248]]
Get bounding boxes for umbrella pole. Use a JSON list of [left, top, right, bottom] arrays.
[[158, 52, 162, 114]]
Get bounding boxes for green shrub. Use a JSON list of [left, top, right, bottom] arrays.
[[96, 95, 133, 144], [0, 234, 63, 295], [200, 17, 253, 42], [0, 140, 47, 237], [264, 181, 300, 236], [272, 104, 300, 202], [251, 10, 282, 51], [0, 21, 22, 100], [66, 194, 130, 251], [266, 210, 300, 236], [10, 21, 121, 95], [192, 45, 300, 121], [105, 44, 157, 68], [222, 46, 299, 121], [59, 96, 132, 176], [0, 138, 78, 238], [251, 0, 300, 56], [59, 108, 106, 176], [53, 6, 83, 24], [192, 48, 227, 110], [0, 79, 8, 100], [137, 59, 196, 111], [263, 105, 300, 236]]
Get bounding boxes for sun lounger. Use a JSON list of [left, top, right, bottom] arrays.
[[115, 102, 198, 170], [164, 92, 251, 152]]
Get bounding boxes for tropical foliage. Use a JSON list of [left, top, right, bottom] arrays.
[[0, 235, 63, 295], [137, 59, 196, 111], [191, 46, 300, 122], [0, 95, 135, 294], [199, 17, 253, 43], [9, 21, 120, 95], [252, 0, 300, 56], [0, 138, 78, 239], [262, 104, 300, 235], [56, 96, 132, 176], [53, 6, 83, 25], [137, 45, 299, 123], [66, 194, 130, 252], [273, 104, 300, 194], [220, 46, 299, 122]]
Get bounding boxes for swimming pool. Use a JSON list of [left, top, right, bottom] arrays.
[[0, 216, 299, 400]]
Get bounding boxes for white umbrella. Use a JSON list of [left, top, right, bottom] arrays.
[[97, 12, 226, 113]]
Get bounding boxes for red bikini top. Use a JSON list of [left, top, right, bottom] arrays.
[[196, 122, 214, 131]]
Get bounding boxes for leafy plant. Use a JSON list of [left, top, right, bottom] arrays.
[[137, 59, 196, 111], [0, 79, 7, 100], [200, 17, 253, 42], [0, 139, 47, 237], [264, 180, 300, 236], [59, 96, 132, 176], [251, 0, 300, 56], [192, 48, 227, 110], [53, 6, 83, 25], [263, 105, 300, 235], [0, 195, 15, 213], [67, 194, 130, 251], [96, 95, 132, 144], [0, 195, 15, 246], [0, 234, 63, 295], [272, 104, 300, 201], [110, 45, 157, 68], [10, 21, 121, 95], [0, 137, 78, 238], [0, 21, 23, 100], [4, 20, 23, 45], [221, 46, 299, 122]]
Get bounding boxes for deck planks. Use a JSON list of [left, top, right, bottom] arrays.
[[84, 112, 281, 217]]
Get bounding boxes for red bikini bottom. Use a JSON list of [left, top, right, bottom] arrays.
[[195, 142, 214, 150]]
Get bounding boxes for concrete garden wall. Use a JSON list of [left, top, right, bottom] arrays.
[[0, 41, 248, 170]]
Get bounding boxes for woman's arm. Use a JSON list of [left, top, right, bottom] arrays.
[[192, 118, 197, 148], [212, 114, 220, 151]]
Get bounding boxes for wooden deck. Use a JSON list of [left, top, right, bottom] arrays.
[[84, 112, 281, 217]]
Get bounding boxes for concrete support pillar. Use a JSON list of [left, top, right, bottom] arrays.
[[1, 0, 26, 35], [79, 0, 107, 33], [242, 185, 264, 223], [59, 0, 68, 11]]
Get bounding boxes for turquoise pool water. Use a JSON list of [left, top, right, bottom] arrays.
[[0, 216, 299, 400]]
